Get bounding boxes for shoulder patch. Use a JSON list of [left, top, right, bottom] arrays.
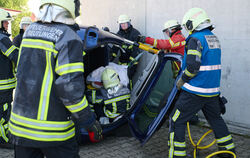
[[205, 35, 221, 49]]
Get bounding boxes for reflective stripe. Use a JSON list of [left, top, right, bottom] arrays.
[[174, 150, 186, 156], [183, 83, 220, 93], [169, 39, 174, 48], [55, 63, 84, 76], [173, 42, 180, 48], [218, 143, 235, 150], [153, 39, 158, 47], [187, 49, 202, 58], [0, 118, 8, 142], [11, 112, 74, 131], [4, 45, 17, 57], [172, 109, 180, 122], [21, 39, 58, 57], [112, 53, 117, 57], [92, 90, 96, 103], [0, 77, 16, 85], [9, 122, 75, 142], [129, 56, 135, 61], [104, 94, 130, 104], [0, 82, 16, 90], [169, 132, 174, 158], [216, 135, 232, 144], [38, 51, 53, 120], [82, 51, 86, 56], [66, 96, 88, 113], [184, 69, 196, 78], [174, 141, 186, 148], [104, 102, 119, 118], [3, 103, 8, 111], [199, 65, 221, 71], [181, 41, 186, 45]]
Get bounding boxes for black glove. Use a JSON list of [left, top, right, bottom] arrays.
[[86, 120, 103, 142], [136, 35, 146, 43]]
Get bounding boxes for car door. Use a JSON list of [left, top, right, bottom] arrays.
[[127, 53, 182, 146]]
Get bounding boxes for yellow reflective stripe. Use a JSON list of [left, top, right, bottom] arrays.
[[174, 141, 186, 148], [9, 122, 75, 142], [82, 51, 86, 56], [0, 82, 16, 90], [129, 56, 135, 61], [3, 103, 8, 111], [128, 45, 133, 49], [173, 42, 180, 48], [11, 112, 74, 131], [21, 39, 58, 57], [66, 96, 88, 113], [174, 150, 186, 156], [218, 143, 235, 150], [38, 51, 53, 120], [216, 135, 232, 144], [169, 39, 174, 48], [197, 94, 219, 97], [0, 118, 8, 142], [169, 132, 174, 158], [112, 53, 117, 57], [153, 39, 158, 47], [104, 102, 120, 118], [181, 41, 186, 45], [172, 109, 180, 122], [143, 105, 158, 117], [184, 68, 196, 77], [104, 94, 130, 104], [187, 49, 202, 58], [0, 77, 16, 85], [4, 45, 18, 57], [55, 63, 84, 76]]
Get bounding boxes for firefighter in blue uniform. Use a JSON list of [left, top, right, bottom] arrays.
[[0, 8, 18, 148], [168, 8, 236, 158], [8, 0, 102, 158]]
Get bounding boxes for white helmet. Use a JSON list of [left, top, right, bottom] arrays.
[[162, 20, 181, 32], [40, 0, 80, 19], [118, 14, 131, 24], [101, 68, 120, 89], [20, 17, 32, 29], [0, 9, 12, 28], [182, 8, 210, 33]]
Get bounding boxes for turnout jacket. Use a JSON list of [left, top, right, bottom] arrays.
[[86, 86, 130, 118], [9, 22, 95, 147], [181, 29, 221, 96], [0, 30, 18, 103]]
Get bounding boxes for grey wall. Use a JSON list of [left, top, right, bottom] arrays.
[[79, 0, 250, 134]]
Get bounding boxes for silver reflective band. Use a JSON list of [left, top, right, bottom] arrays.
[[0, 78, 16, 85], [183, 83, 219, 93], [11, 113, 74, 130], [199, 65, 221, 71]]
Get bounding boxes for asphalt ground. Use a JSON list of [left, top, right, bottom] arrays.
[[1, 123, 250, 158]]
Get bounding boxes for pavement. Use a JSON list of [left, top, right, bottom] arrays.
[[1, 123, 250, 158]]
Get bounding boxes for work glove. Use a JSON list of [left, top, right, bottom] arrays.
[[176, 78, 185, 90], [87, 120, 103, 142], [136, 35, 146, 43]]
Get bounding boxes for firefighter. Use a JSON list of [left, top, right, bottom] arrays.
[[110, 14, 141, 83], [8, 0, 102, 158], [13, 16, 32, 47], [0, 8, 19, 148], [168, 8, 236, 158], [86, 68, 130, 123], [137, 20, 185, 78]]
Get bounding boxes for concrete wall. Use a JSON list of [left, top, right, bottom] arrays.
[[79, 0, 250, 134]]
